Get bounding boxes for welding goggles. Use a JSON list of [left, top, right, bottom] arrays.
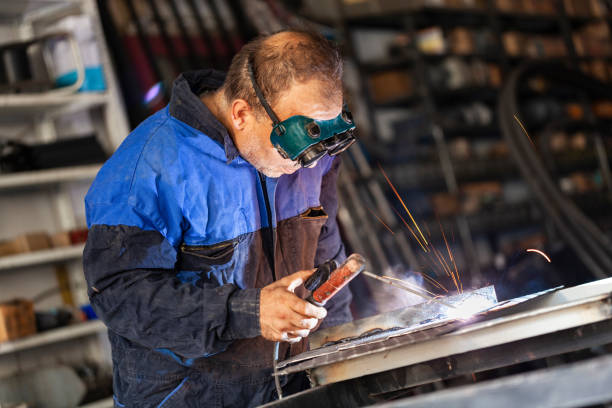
[[247, 55, 357, 168]]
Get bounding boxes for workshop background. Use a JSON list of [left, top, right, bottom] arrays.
[[0, 0, 611, 407]]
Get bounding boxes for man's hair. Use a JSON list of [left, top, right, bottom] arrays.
[[221, 29, 343, 117]]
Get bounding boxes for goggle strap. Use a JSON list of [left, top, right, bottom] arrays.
[[247, 53, 283, 127]]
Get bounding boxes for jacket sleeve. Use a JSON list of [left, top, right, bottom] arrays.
[[84, 179, 260, 360], [314, 156, 353, 328]]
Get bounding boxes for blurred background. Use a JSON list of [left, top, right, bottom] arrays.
[[0, 0, 611, 406]]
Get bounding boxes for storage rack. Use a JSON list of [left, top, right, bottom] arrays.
[[336, 0, 612, 295], [0, 1, 129, 407]]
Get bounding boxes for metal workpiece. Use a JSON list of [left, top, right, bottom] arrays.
[[260, 318, 612, 408], [310, 284, 611, 385], [309, 285, 497, 350], [373, 354, 612, 408], [273, 277, 612, 392]]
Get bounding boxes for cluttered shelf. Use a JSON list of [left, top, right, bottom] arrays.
[[0, 320, 106, 356], [0, 164, 101, 190], [0, 244, 84, 271]]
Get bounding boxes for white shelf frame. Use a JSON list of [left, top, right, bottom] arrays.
[[0, 244, 84, 271], [0, 320, 106, 355], [0, 164, 101, 190], [0, 91, 108, 116]]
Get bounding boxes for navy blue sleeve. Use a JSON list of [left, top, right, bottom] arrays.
[[315, 156, 353, 328], [84, 224, 260, 359]]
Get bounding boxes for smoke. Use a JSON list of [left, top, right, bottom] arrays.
[[368, 265, 427, 313]]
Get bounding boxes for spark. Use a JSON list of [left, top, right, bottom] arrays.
[[411, 270, 449, 293], [378, 163, 429, 247], [365, 206, 395, 235], [432, 246, 461, 293], [526, 248, 551, 263], [513, 114, 535, 147], [440, 222, 462, 294], [392, 207, 428, 253]]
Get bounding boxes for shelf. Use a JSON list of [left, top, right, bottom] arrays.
[[0, 244, 85, 271], [0, 92, 108, 117], [0, 164, 102, 190], [433, 86, 499, 105], [374, 95, 421, 108], [440, 124, 500, 138], [360, 56, 414, 73], [0, 1, 81, 23], [420, 52, 501, 63], [0, 320, 106, 355], [78, 397, 113, 408]]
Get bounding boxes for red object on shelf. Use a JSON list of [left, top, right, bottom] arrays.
[[69, 229, 88, 244]]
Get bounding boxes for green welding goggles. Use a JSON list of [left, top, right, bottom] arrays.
[[247, 55, 356, 168]]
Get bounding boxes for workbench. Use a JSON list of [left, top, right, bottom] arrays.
[[262, 277, 612, 407]]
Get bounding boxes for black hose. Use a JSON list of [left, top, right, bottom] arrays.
[[498, 60, 612, 279]]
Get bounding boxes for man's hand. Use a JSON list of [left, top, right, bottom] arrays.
[[260, 270, 327, 343]]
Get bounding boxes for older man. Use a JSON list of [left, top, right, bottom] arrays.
[[83, 30, 354, 407]]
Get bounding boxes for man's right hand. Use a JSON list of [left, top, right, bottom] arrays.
[[260, 270, 327, 343]]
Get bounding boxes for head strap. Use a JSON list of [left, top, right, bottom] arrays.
[[247, 53, 283, 127]]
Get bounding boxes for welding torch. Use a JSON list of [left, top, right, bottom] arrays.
[[273, 253, 367, 399], [362, 270, 456, 309]]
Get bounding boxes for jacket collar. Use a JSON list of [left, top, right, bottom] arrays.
[[169, 70, 240, 163]]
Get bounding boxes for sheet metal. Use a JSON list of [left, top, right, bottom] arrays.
[[275, 279, 612, 386], [374, 354, 612, 408], [307, 280, 612, 385], [277, 286, 550, 375], [309, 286, 497, 350]]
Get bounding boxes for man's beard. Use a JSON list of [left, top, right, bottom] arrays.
[[240, 140, 299, 178]]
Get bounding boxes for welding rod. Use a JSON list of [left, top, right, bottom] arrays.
[[362, 271, 456, 309]]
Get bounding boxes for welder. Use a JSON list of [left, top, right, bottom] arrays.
[[82, 29, 356, 407]]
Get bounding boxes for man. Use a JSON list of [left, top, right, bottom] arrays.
[[83, 30, 353, 407]]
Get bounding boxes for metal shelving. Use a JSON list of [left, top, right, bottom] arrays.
[[0, 320, 106, 356], [0, 165, 102, 190], [0, 92, 108, 116], [337, 0, 612, 286], [0, 244, 84, 271], [0, 0, 127, 401]]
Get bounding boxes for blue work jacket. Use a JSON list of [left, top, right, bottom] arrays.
[[83, 70, 351, 407]]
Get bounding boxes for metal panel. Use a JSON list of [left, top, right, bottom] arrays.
[[371, 355, 612, 408], [275, 279, 612, 386], [261, 319, 612, 407], [311, 290, 612, 385], [309, 286, 497, 350]]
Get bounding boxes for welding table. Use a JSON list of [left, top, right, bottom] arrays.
[[262, 277, 612, 407]]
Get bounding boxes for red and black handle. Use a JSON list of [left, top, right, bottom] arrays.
[[304, 253, 366, 306]]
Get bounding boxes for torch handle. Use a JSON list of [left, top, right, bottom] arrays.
[[307, 253, 366, 306]]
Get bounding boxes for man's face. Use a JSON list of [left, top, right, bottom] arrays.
[[236, 80, 342, 178]]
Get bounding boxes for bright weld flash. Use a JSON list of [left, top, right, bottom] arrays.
[[526, 248, 552, 263], [444, 295, 492, 320]]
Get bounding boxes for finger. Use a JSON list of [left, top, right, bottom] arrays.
[[287, 278, 303, 293], [273, 269, 316, 288], [300, 318, 319, 330], [288, 329, 310, 338], [272, 309, 315, 332], [280, 332, 302, 343], [290, 298, 327, 319]]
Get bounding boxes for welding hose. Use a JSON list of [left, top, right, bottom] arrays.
[[499, 61, 612, 278], [273, 341, 283, 399], [499, 63, 612, 277]]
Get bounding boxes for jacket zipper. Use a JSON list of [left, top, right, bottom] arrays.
[[258, 171, 277, 280]]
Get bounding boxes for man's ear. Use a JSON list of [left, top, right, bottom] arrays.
[[230, 99, 254, 131]]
